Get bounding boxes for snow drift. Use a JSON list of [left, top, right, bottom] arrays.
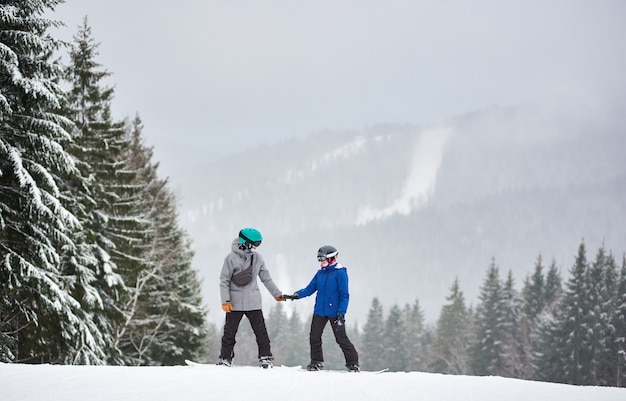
[[1, 362, 625, 401]]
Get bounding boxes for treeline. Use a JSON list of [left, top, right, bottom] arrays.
[[221, 242, 625, 387], [1, 2, 207, 364]]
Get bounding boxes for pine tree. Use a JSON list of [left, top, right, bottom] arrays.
[[613, 255, 626, 387], [383, 304, 407, 371], [107, 119, 153, 365], [403, 299, 427, 371], [522, 255, 546, 321], [530, 259, 563, 381], [501, 270, 531, 378], [361, 297, 385, 370], [266, 302, 289, 364], [544, 259, 563, 309], [281, 309, 308, 367], [471, 259, 508, 376], [117, 116, 207, 365], [62, 17, 131, 363], [539, 242, 590, 384], [0, 0, 91, 363], [429, 278, 472, 374], [586, 246, 618, 385], [520, 255, 550, 380]]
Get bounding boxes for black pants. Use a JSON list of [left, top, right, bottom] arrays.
[[309, 314, 359, 366], [220, 310, 272, 360]]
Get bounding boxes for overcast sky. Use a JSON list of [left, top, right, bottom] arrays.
[[48, 1, 626, 178]]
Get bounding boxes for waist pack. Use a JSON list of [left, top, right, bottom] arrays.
[[232, 255, 254, 286]]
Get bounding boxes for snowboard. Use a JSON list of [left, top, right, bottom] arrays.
[[185, 360, 388, 373], [185, 360, 273, 369], [286, 365, 389, 374], [185, 360, 214, 366]]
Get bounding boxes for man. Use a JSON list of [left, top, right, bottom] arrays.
[[288, 245, 359, 372], [218, 227, 285, 368]]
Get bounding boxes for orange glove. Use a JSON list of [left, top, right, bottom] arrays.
[[275, 294, 286, 301], [222, 302, 233, 313]]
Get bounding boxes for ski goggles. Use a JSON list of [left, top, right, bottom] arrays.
[[239, 232, 262, 248], [317, 250, 338, 262]]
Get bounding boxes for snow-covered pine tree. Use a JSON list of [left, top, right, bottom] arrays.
[[429, 278, 472, 375], [585, 246, 618, 385], [121, 115, 207, 365], [530, 258, 563, 382], [603, 251, 623, 387], [360, 297, 385, 370], [501, 270, 532, 379], [519, 255, 549, 380], [613, 255, 626, 387], [62, 17, 131, 363], [0, 0, 92, 363], [106, 121, 152, 365], [539, 242, 590, 384], [470, 259, 508, 376]]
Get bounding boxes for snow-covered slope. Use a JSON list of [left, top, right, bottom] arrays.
[[2, 363, 625, 401], [356, 127, 451, 225]]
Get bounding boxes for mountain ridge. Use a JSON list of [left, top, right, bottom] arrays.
[[175, 105, 626, 324]]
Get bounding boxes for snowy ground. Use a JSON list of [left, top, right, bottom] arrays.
[[1, 363, 624, 401]]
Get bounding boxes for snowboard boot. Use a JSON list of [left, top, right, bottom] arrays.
[[346, 363, 360, 372], [306, 360, 324, 371], [259, 356, 274, 369], [216, 358, 232, 367]]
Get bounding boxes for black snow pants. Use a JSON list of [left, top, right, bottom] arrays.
[[220, 310, 272, 360], [309, 314, 359, 366]]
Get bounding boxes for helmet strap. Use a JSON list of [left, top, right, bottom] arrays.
[[239, 231, 252, 244]]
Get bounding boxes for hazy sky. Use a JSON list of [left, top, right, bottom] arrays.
[[48, 1, 626, 178]]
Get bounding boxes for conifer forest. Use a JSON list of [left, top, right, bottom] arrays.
[[1, 1, 624, 388]]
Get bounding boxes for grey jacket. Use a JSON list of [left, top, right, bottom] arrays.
[[219, 238, 282, 311]]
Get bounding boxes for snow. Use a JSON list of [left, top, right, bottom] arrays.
[[2, 363, 624, 401], [356, 127, 451, 225], [310, 135, 367, 172]]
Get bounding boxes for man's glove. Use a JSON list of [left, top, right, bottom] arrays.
[[222, 302, 233, 313], [335, 313, 345, 326], [275, 294, 286, 301]]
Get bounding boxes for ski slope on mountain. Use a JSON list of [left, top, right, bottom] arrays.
[[2, 363, 624, 401], [356, 127, 451, 225]]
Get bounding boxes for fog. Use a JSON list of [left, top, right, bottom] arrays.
[[49, 1, 626, 179], [46, 1, 626, 324]]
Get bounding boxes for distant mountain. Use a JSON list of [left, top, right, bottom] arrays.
[[175, 105, 626, 324]]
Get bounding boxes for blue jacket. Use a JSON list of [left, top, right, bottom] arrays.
[[295, 262, 349, 317]]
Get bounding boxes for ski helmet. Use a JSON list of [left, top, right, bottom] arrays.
[[317, 245, 338, 261], [239, 227, 263, 249]]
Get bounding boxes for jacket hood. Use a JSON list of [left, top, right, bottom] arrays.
[[231, 238, 248, 254]]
